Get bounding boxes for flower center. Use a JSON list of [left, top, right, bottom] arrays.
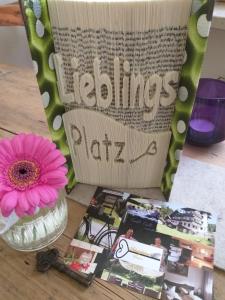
[[7, 160, 41, 190]]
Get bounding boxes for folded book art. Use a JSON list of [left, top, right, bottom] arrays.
[[20, 0, 214, 198]]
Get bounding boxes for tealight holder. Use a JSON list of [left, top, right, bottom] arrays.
[[187, 78, 225, 146]]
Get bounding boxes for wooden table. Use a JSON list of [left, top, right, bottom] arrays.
[[0, 64, 224, 300]]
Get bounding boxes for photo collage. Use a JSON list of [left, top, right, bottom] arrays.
[[64, 187, 217, 300]]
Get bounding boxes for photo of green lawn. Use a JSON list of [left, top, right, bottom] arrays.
[[157, 223, 214, 246]]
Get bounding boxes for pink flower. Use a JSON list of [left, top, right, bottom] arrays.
[[0, 134, 68, 217]]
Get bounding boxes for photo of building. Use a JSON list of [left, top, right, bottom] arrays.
[[165, 208, 209, 236], [155, 203, 217, 246]]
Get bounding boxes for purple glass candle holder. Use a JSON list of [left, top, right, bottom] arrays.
[[187, 78, 225, 146]]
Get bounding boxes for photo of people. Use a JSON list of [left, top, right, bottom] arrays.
[[101, 232, 165, 299], [151, 236, 168, 272], [112, 225, 192, 277], [111, 228, 136, 253]]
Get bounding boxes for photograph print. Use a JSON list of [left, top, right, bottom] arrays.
[[162, 266, 213, 300], [103, 201, 215, 299], [164, 236, 213, 277], [123, 197, 162, 233], [141, 200, 217, 247], [101, 230, 166, 299], [75, 187, 132, 250], [64, 239, 103, 274], [71, 187, 216, 300]]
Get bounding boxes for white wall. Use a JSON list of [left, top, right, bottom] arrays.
[[201, 28, 225, 79]]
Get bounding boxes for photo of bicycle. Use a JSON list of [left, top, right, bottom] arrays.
[[75, 187, 131, 250]]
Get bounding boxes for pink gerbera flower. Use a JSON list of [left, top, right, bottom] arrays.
[[0, 134, 68, 217]]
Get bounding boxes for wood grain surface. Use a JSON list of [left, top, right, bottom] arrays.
[[0, 4, 23, 26], [0, 64, 49, 136], [184, 142, 225, 169], [0, 63, 224, 300]]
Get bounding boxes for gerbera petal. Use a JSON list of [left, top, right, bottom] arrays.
[[0, 139, 14, 160], [34, 139, 56, 161], [0, 153, 9, 167], [26, 189, 40, 207], [11, 135, 24, 156], [57, 166, 68, 175], [41, 170, 67, 181], [0, 190, 6, 200], [26, 205, 36, 216], [36, 186, 51, 204], [41, 150, 62, 166], [23, 134, 36, 156], [42, 156, 66, 173], [17, 192, 29, 212], [38, 201, 47, 208], [30, 136, 43, 157], [42, 178, 68, 189], [47, 178, 68, 189], [47, 199, 57, 208], [45, 186, 58, 202], [0, 191, 18, 217], [47, 176, 68, 184], [16, 133, 26, 150], [0, 184, 12, 193], [36, 185, 59, 207], [15, 206, 26, 218]]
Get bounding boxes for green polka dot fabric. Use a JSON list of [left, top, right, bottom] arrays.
[[21, 0, 76, 193], [20, 0, 214, 198], [161, 0, 214, 198]]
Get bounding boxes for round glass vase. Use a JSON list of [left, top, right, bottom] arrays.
[[1, 191, 68, 251]]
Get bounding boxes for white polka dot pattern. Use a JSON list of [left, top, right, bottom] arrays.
[[32, 60, 38, 75], [48, 53, 55, 70], [171, 173, 175, 183], [178, 86, 188, 102], [177, 120, 186, 134], [42, 91, 50, 108], [53, 115, 62, 131], [36, 19, 45, 38], [33, 0, 41, 19], [175, 149, 181, 161], [197, 14, 211, 38]]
